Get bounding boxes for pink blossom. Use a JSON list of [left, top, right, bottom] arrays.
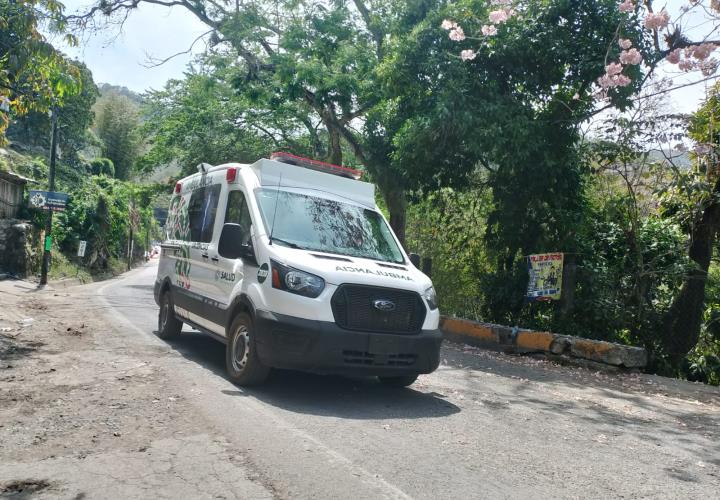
[[619, 48, 642, 65], [481, 24, 498, 36], [605, 62, 623, 76], [597, 70, 632, 89], [489, 9, 510, 24], [619, 38, 632, 50], [687, 43, 717, 61], [666, 48, 681, 64], [613, 74, 632, 86], [460, 49, 477, 61], [597, 75, 613, 89], [449, 26, 465, 41], [441, 19, 456, 30], [492, 0, 512, 5], [572, 93, 580, 100], [678, 59, 695, 71], [618, 0, 634, 13], [700, 58, 718, 77], [643, 10, 670, 31]]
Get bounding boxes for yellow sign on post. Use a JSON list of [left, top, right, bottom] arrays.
[[526, 253, 563, 301]]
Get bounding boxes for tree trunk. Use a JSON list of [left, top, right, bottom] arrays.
[[383, 188, 407, 250], [662, 177, 720, 367], [560, 254, 577, 321]]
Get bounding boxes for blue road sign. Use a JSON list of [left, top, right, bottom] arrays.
[[29, 190, 69, 212]]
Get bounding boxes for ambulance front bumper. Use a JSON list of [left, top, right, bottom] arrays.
[[254, 310, 442, 376]]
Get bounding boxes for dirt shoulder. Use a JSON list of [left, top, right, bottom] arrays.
[[0, 278, 273, 499]]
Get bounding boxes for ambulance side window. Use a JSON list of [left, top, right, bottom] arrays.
[[188, 184, 221, 243], [225, 190, 252, 242]]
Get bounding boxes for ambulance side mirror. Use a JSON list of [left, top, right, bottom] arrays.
[[219, 223, 256, 263], [409, 253, 421, 267]]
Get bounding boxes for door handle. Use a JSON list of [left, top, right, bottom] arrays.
[[201, 253, 209, 259], [211, 256, 219, 262]]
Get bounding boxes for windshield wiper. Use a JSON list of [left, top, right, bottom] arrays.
[[270, 237, 304, 249]]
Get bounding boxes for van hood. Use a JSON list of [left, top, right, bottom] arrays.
[[264, 245, 432, 292]]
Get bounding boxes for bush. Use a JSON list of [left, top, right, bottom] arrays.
[[50, 176, 160, 270], [89, 157, 115, 177]]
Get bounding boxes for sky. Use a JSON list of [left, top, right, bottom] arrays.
[[51, 0, 716, 112], [51, 0, 209, 92]]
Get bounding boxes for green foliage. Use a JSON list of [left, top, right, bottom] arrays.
[[89, 158, 115, 177], [406, 174, 692, 350], [406, 183, 493, 319], [379, 0, 649, 307], [0, 0, 81, 143], [139, 71, 273, 176], [50, 176, 161, 269], [93, 93, 142, 180], [684, 263, 720, 385], [8, 61, 99, 161]]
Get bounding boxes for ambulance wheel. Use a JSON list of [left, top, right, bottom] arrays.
[[378, 375, 418, 387], [158, 290, 183, 339], [226, 313, 269, 386]]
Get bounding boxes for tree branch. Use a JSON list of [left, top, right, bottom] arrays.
[[142, 29, 213, 68]]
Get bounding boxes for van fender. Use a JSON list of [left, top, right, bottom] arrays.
[[154, 276, 174, 306], [224, 293, 257, 332]]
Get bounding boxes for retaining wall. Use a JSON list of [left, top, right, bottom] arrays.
[[0, 219, 35, 278], [440, 316, 648, 369]]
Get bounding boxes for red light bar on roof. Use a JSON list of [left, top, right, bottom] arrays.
[[270, 152, 362, 180]]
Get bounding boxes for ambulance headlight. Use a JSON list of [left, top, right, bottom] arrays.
[[424, 286, 438, 310], [271, 260, 325, 298]]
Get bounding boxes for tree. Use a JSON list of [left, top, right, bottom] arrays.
[[662, 83, 720, 367], [377, 0, 646, 323], [139, 68, 274, 175], [69, 0, 414, 242], [0, 0, 80, 143], [9, 60, 99, 161], [93, 93, 141, 180]]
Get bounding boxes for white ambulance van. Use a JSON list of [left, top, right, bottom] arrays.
[[154, 153, 442, 386]]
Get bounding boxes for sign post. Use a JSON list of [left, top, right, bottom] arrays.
[[526, 253, 564, 301]]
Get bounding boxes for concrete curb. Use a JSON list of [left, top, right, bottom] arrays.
[[440, 316, 648, 369]]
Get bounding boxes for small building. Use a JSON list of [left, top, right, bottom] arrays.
[[0, 170, 31, 219]]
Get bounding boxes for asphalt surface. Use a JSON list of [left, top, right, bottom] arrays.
[[96, 262, 720, 499]]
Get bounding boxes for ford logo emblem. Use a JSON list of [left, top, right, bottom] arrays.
[[373, 299, 396, 312]]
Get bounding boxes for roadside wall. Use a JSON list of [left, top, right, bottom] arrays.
[[0, 219, 35, 278], [440, 316, 648, 369]]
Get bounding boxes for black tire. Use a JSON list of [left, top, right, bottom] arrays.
[[378, 375, 418, 387], [157, 290, 183, 339], [226, 313, 270, 386]]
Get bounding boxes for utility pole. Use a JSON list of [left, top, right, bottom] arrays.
[[39, 105, 59, 286], [127, 198, 134, 271]]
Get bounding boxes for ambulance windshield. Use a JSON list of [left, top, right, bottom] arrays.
[[255, 189, 404, 264]]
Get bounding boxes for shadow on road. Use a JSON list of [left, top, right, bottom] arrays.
[[162, 329, 461, 420]]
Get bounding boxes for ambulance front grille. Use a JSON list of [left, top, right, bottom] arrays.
[[331, 285, 426, 334]]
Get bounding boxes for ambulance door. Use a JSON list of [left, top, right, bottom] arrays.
[[177, 181, 223, 333], [206, 188, 253, 326]]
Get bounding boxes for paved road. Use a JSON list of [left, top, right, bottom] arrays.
[[97, 262, 720, 499]]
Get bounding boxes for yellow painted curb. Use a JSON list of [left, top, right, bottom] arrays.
[[570, 338, 614, 362], [441, 317, 497, 343], [516, 331, 554, 352]]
